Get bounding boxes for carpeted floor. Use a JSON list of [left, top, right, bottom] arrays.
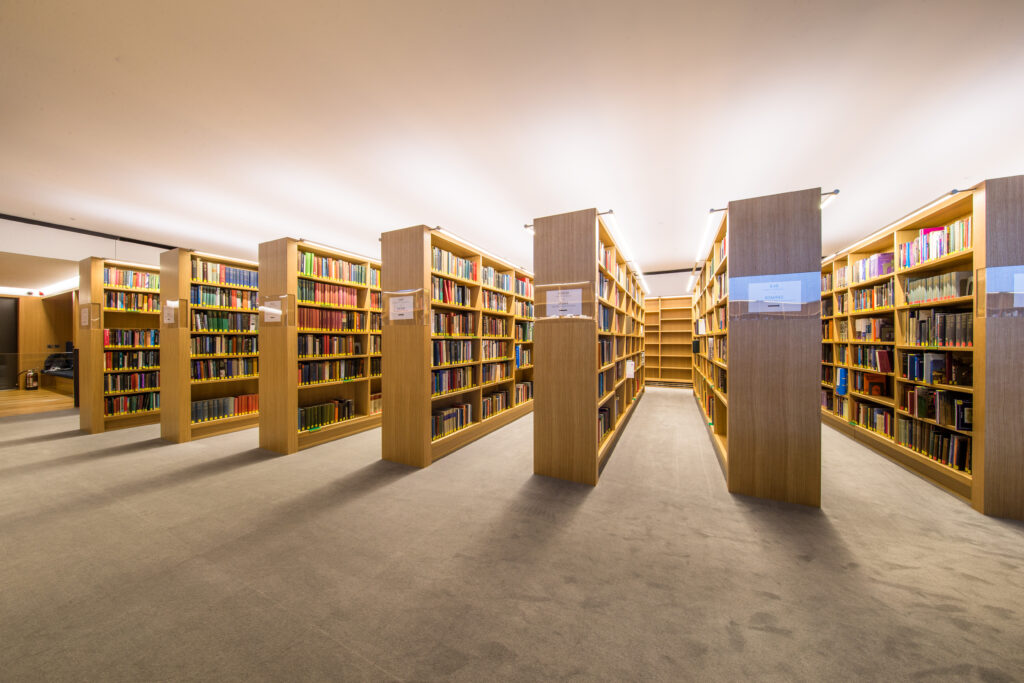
[[1, 388, 1022, 681]]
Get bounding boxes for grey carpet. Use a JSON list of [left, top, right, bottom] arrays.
[[1, 388, 1022, 682]]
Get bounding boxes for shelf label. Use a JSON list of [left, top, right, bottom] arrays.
[[547, 288, 582, 317], [80, 306, 90, 328], [748, 280, 801, 313], [626, 360, 635, 378], [389, 295, 414, 320], [162, 303, 177, 325], [729, 271, 820, 318], [1015, 272, 1024, 308], [262, 300, 282, 323]]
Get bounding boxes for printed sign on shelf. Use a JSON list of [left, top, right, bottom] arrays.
[[389, 295, 414, 320], [748, 280, 802, 313], [547, 288, 583, 317], [263, 300, 282, 323]]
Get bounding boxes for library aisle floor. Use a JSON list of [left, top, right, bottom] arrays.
[[2, 389, 1022, 681]]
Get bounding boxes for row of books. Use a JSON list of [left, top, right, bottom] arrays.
[[822, 365, 834, 384], [515, 381, 533, 403], [191, 394, 258, 424], [852, 252, 894, 283], [852, 280, 894, 310], [481, 267, 512, 292], [370, 291, 382, 310], [297, 280, 359, 307], [515, 321, 533, 342], [104, 392, 160, 416], [598, 400, 618, 440], [370, 336, 381, 354], [822, 298, 833, 317], [191, 259, 257, 288], [598, 304, 613, 332], [821, 389, 834, 411], [192, 358, 257, 382], [431, 275, 471, 307], [598, 369, 609, 398], [432, 311, 474, 336], [482, 339, 510, 360], [821, 271, 833, 292], [297, 309, 366, 332], [515, 276, 532, 298], [905, 271, 972, 305], [432, 366, 473, 396], [433, 340, 473, 366], [598, 241, 615, 273], [370, 392, 382, 414], [105, 350, 159, 370], [903, 309, 973, 347], [298, 250, 367, 285], [900, 351, 971, 386], [481, 361, 511, 384], [835, 320, 848, 340], [371, 357, 381, 376], [896, 417, 971, 471], [191, 311, 258, 332], [104, 291, 159, 312], [298, 359, 364, 385], [432, 246, 478, 282], [599, 338, 613, 365], [104, 267, 159, 290], [104, 371, 159, 394], [298, 334, 362, 358], [598, 273, 614, 301], [514, 300, 533, 318], [900, 386, 973, 431], [834, 265, 849, 289], [836, 291, 849, 314], [191, 334, 257, 356], [897, 217, 972, 269], [483, 315, 510, 337], [713, 366, 727, 393], [713, 337, 727, 363], [298, 398, 355, 432], [852, 371, 888, 397], [190, 285, 258, 310], [855, 401, 893, 437], [432, 402, 472, 440], [515, 344, 532, 367], [851, 345, 893, 372], [481, 390, 508, 419], [103, 328, 158, 347], [853, 317, 894, 342], [481, 290, 509, 312]]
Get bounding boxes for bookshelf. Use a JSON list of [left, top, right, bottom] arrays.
[[820, 176, 1024, 520], [532, 209, 647, 486], [257, 238, 383, 454], [644, 296, 692, 386], [380, 226, 534, 467], [78, 257, 162, 433], [159, 249, 260, 442], [692, 188, 822, 506]]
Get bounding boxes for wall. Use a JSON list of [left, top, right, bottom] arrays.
[[18, 291, 75, 375], [0, 218, 164, 266]]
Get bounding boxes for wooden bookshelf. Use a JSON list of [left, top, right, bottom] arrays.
[[159, 249, 261, 442], [78, 257, 162, 433], [820, 176, 1024, 520], [257, 238, 382, 454], [644, 296, 692, 386], [380, 226, 533, 467], [692, 188, 822, 506], [532, 209, 647, 486]]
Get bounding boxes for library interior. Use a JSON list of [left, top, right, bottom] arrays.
[[2, 2, 1023, 680]]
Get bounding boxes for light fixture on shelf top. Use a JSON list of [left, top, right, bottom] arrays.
[[191, 250, 259, 267], [433, 227, 518, 271], [695, 208, 727, 264], [820, 189, 840, 210], [600, 210, 651, 294], [105, 258, 159, 270], [299, 239, 379, 264]]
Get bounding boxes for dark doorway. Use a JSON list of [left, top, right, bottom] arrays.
[[0, 297, 18, 389]]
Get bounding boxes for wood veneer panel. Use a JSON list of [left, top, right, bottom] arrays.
[[77, 258, 104, 433], [258, 238, 299, 454], [159, 249, 189, 443]]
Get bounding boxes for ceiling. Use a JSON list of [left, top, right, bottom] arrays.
[[0, 252, 77, 292], [2, 0, 1023, 273]]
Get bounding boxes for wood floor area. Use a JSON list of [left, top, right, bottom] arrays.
[[0, 388, 75, 417]]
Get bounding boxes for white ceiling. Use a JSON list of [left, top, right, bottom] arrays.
[[2, 0, 1023, 273]]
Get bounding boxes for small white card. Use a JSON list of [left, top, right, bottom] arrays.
[[263, 300, 282, 323], [389, 295, 414, 320], [748, 280, 801, 313], [1015, 273, 1024, 308], [626, 360, 635, 378], [163, 306, 176, 325], [547, 288, 582, 317], [80, 306, 90, 328]]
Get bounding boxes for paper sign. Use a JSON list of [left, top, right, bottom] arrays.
[[163, 306, 176, 325], [389, 295, 414, 320], [80, 306, 89, 328], [1015, 273, 1024, 308], [748, 280, 801, 313], [263, 300, 282, 323], [547, 288, 582, 317], [626, 360, 635, 378]]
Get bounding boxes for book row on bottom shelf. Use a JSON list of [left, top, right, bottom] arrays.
[[298, 359, 364, 384], [192, 394, 258, 424], [104, 372, 159, 393], [105, 350, 159, 370], [105, 392, 160, 416]]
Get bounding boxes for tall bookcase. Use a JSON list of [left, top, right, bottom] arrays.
[[78, 257, 162, 433], [380, 226, 534, 467], [692, 188, 822, 506], [257, 238, 383, 454], [644, 296, 692, 386], [159, 249, 260, 442], [820, 176, 1024, 520], [532, 209, 647, 486]]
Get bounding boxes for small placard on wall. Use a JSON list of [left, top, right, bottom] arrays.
[[626, 360, 635, 378], [80, 306, 90, 328], [389, 295, 414, 320], [263, 300, 282, 323], [748, 280, 801, 313], [163, 305, 177, 325], [547, 288, 583, 317]]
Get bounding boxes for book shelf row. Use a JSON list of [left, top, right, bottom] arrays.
[[644, 296, 692, 386]]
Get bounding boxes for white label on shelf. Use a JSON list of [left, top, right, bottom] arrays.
[[626, 360, 635, 378], [1015, 273, 1024, 307], [80, 306, 89, 327], [263, 300, 282, 323], [163, 306, 176, 324], [548, 288, 582, 317], [748, 280, 801, 313], [389, 295, 414, 320]]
